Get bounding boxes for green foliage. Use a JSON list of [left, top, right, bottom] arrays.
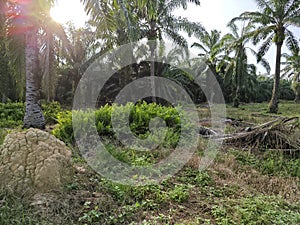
[[231, 150, 300, 178], [259, 151, 300, 178], [0, 46, 18, 102], [52, 111, 74, 144], [178, 168, 213, 187], [168, 184, 189, 203], [0, 101, 63, 128], [233, 196, 300, 225], [41, 101, 62, 124], [0, 102, 25, 128], [78, 201, 104, 224], [0, 129, 8, 145], [211, 196, 300, 225], [53, 102, 184, 146], [0, 193, 53, 225]]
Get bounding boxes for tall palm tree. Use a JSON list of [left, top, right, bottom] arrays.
[[191, 29, 225, 102], [81, 0, 203, 102], [59, 22, 100, 92], [39, 18, 68, 102], [281, 43, 300, 102], [231, 0, 300, 113], [222, 22, 270, 107], [191, 29, 224, 78], [5, 0, 55, 128]]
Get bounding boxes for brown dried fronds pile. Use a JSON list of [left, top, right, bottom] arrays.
[[222, 117, 300, 151]]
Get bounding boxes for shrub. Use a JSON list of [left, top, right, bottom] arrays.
[[41, 101, 62, 124], [0, 101, 62, 128], [53, 102, 187, 147], [0, 102, 24, 128]]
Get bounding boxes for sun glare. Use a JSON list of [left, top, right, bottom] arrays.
[[50, 0, 88, 27]]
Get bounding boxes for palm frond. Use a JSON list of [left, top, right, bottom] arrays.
[[191, 42, 208, 53], [257, 35, 273, 61], [164, 28, 187, 47], [284, 28, 299, 52]]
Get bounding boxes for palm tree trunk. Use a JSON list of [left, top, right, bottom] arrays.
[[295, 84, 300, 102], [43, 32, 56, 102], [268, 42, 282, 113], [150, 43, 156, 103], [23, 27, 45, 129], [233, 86, 240, 108], [148, 20, 157, 103], [294, 74, 300, 103]]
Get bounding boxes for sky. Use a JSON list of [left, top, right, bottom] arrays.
[[51, 0, 300, 74]]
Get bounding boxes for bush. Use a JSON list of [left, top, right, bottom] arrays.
[[0, 102, 24, 128], [41, 101, 62, 124], [53, 102, 188, 146], [0, 101, 62, 128]]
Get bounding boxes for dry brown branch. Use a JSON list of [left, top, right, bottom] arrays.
[[218, 117, 300, 151]]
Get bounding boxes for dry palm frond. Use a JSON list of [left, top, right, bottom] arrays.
[[221, 117, 300, 151]]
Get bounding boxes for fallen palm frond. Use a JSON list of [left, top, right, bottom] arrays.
[[219, 117, 300, 151]]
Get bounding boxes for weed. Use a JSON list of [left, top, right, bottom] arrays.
[[168, 184, 190, 203]]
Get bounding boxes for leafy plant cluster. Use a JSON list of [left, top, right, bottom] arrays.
[[53, 101, 189, 147], [231, 150, 300, 178], [0, 129, 8, 145], [0, 102, 25, 128], [0, 101, 62, 128], [211, 196, 300, 225], [78, 175, 196, 225]]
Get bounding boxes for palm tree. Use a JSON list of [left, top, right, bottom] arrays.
[[191, 29, 225, 102], [281, 43, 300, 102], [231, 0, 300, 113], [5, 0, 56, 128], [191, 29, 224, 78], [222, 22, 270, 107], [39, 18, 68, 102], [81, 0, 203, 102], [59, 22, 100, 92]]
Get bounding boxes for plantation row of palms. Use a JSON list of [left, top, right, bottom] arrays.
[[0, 0, 299, 129]]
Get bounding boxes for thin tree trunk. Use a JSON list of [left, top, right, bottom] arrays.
[[294, 74, 300, 103], [23, 27, 45, 129], [233, 85, 240, 108], [43, 32, 56, 102], [148, 20, 157, 103], [295, 87, 300, 102], [268, 42, 282, 113], [150, 43, 156, 103]]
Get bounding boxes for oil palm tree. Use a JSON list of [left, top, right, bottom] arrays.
[[81, 0, 203, 102], [39, 18, 68, 102], [5, 0, 56, 128], [230, 0, 300, 113], [191, 29, 225, 102], [133, 0, 203, 102], [59, 22, 101, 93], [281, 43, 300, 102], [191, 29, 224, 78], [222, 22, 270, 107]]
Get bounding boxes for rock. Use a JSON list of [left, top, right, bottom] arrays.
[[0, 128, 72, 194]]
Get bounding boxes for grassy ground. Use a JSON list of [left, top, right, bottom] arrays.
[[0, 101, 299, 224], [226, 101, 300, 123]]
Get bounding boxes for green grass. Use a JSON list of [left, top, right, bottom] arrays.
[[0, 129, 7, 145], [226, 101, 300, 124], [1, 150, 299, 224], [0, 101, 299, 224]]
